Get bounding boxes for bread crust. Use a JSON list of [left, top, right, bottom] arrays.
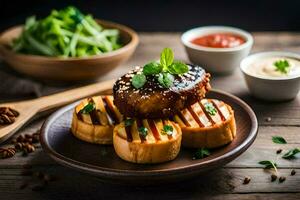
[[176, 102, 236, 148], [71, 112, 114, 144], [113, 122, 182, 163]]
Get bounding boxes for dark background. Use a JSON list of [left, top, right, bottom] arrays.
[[0, 0, 300, 32]]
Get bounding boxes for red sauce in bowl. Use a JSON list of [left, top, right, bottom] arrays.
[[191, 33, 246, 48]]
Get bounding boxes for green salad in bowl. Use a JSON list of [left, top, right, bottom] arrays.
[[12, 6, 122, 57]]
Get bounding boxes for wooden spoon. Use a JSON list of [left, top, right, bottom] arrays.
[[0, 79, 115, 143]]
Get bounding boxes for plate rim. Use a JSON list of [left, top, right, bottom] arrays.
[[40, 89, 258, 177]]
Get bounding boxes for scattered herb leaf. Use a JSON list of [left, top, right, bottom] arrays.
[[258, 160, 278, 170], [138, 126, 148, 138], [282, 148, 300, 159], [192, 148, 210, 160], [168, 61, 189, 74], [79, 102, 95, 114], [160, 48, 174, 69], [132, 74, 146, 89], [158, 73, 174, 88], [162, 125, 173, 136], [272, 136, 287, 144], [124, 119, 134, 127], [143, 62, 162, 75], [204, 102, 217, 116], [274, 59, 290, 74]]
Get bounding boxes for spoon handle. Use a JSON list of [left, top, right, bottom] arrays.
[[35, 79, 115, 112]]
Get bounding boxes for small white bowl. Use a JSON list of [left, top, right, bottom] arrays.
[[240, 51, 300, 101], [181, 26, 253, 74]]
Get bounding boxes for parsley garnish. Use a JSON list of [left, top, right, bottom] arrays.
[[204, 102, 217, 116], [274, 59, 290, 74], [79, 102, 95, 114], [132, 48, 189, 89], [158, 73, 174, 88], [272, 136, 287, 144], [258, 160, 278, 172], [282, 148, 300, 160], [192, 148, 210, 160], [124, 118, 134, 127], [162, 125, 173, 136], [138, 126, 148, 138], [132, 74, 146, 89]]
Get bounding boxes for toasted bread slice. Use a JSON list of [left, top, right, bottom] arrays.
[[174, 99, 236, 148], [71, 96, 123, 144], [113, 119, 181, 163]]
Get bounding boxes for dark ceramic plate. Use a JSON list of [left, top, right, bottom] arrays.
[[40, 89, 258, 184]]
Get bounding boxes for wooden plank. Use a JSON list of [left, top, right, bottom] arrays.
[[0, 167, 299, 195]]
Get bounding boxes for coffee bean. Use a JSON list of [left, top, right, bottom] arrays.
[[11, 138, 17, 144], [243, 177, 251, 184], [25, 134, 32, 139], [17, 135, 25, 143], [276, 149, 282, 154], [271, 174, 277, 182], [14, 142, 23, 150], [279, 176, 286, 183], [291, 169, 296, 176]]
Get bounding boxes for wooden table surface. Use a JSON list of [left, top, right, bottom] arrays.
[[1, 32, 300, 200]]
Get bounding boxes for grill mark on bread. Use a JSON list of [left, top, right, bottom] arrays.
[[125, 125, 133, 142], [177, 111, 191, 127], [76, 96, 122, 126], [174, 99, 231, 129], [187, 106, 204, 127], [136, 119, 146, 143], [199, 101, 216, 125], [102, 96, 119, 125], [211, 100, 226, 121], [148, 119, 161, 141], [88, 98, 101, 125]]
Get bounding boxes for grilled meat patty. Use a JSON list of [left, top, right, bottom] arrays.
[[113, 64, 211, 119]]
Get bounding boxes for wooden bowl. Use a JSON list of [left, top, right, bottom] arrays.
[[40, 90, 258, 184], [0, 20, 139, 81]]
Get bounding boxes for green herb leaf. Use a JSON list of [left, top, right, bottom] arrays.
[[138, 126, 148, 138], [143, 62, 163, 75], [168, 61, 189, 74], [132, 74, 146, 89], [193, 148, 210, 160], [160, 48, 174, 69], [158, 73, 174, 88], [124, 119, 134, 127], [258, 160, 278, 169], [274, 59, 290, 74], [204, 102, 217, 116], [282, 148, 300, 159], [79, 102, 95, 114], [162, 125, 173, 136], [272, 136, 287, 144]]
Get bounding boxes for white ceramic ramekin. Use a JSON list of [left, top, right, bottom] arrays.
[[181, 26, 253, 74], [240, 51, 300, 101]]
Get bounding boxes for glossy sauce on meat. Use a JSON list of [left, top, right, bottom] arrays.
[[113, 64, 210, 118]]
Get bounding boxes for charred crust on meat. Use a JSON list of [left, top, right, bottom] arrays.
[[113, 64, 211, 118]]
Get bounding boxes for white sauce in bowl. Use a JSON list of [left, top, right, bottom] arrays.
[[246, 57, 300, 78]]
